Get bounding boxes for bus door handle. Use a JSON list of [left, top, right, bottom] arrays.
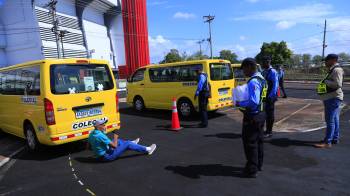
[[140, 83, 145, 86]]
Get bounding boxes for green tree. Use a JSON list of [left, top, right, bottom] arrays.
[[302, 54, 312, 68], [219, 50, 239, 63], [338, 52, 350, 62], [312, 55, 323, 66], [160, 49, 183, 64], [255, 41, 292, 65], [187, 51, 209, 61], [289, 54, 302, 68]]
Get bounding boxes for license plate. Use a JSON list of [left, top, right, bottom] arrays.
[[75, 107, 102, 119], [219, 89, 228, 96]]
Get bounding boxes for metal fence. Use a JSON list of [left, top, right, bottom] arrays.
[[284, 64, 350, 82]]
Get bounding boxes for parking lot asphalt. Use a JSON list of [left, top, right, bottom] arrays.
[[0, 88, 350, 196]]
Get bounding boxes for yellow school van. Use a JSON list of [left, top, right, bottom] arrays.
[[231, 63, 247, 87], [0, 59, 120, 151], [127, 59, 235, 117]]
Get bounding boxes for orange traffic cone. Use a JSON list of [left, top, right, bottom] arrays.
[[170, 97, 182, 131], [277, 87, 281, 97]]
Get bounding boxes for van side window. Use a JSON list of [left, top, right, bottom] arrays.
[[149, 64, 202, 83], [132, 69, 145, 82], [21, 67, 41, 95], [0, 66, 40, 95]]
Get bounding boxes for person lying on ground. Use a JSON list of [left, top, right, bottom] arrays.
[[87, 119, 157, 161]]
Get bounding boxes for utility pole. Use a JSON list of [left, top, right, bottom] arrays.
[[203, 15, 215, 59], [321, 19, 327, 63], [45, 0, 62, 58], [59, 30, 68, 58], [196, 39, 205, 58]]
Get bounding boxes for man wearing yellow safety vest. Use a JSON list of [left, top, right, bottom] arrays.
[[235, 58, 267, 178], [315, 54, 344, 148]]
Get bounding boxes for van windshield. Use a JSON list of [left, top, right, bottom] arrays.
[[50, 64, 114, 94], [210, 63, 233, 81]]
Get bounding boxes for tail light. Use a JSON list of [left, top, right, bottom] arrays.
[[44, 98, 56, 125], [115, 93, 119, 113]]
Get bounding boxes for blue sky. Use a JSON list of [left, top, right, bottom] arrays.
[[146, 0, 350, 63]]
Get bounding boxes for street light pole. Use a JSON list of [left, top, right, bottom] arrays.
[[321, 19, 327, 63], [203, 15, 215, 59], [46, 0, 62, 58], [196, 39, 205, 58], [59, 30, 68, 58]]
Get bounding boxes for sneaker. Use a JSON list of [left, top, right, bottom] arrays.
[[332, 140, 339, 145], [314, 143, 332, 148], [242, 171, 258, 178], [147, 144, 157, 155], [132, 138, 140, 144]]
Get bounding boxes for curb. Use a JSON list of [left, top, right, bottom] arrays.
[[0, 146, 25, 168]]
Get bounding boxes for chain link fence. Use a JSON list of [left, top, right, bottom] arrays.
[[284, 63, 350, 82]]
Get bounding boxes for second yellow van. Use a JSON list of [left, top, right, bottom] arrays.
[[127, 59, 235, 117]]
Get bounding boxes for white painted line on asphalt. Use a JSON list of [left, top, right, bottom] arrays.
[[69, 161, 72, 167], [73, 173, 78, 179], [72, 168, 75, 172], [86, 188, 96, 196], [301, 126, 326, 133], [0, 146, 25, 168], [78, 180, 84, 186], [275, 103, 311, 125]]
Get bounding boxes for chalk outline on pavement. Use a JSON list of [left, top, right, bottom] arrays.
[[68, 154, 96, 196]]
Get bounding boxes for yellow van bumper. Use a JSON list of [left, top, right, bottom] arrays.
[[41, 122, 121, 145]]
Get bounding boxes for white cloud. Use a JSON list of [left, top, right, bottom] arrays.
[[148, 1, 168, 6], [233, 3, 334, 30], [276, 21, 296, 30], [148, 35, 199, 63], [173, 12, 196, 19], [239, 36, 246, 41], [148, 35, 177, 62]]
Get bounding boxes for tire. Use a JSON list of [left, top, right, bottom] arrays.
[[133, 96, 145, 111], [177, 98, 195, 118], [24, 124, 42, 152]]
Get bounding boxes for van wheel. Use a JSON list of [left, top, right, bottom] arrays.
[[25, 124, 41, 151], [133, 96, 145, 111], [177, 99, 194, 118]]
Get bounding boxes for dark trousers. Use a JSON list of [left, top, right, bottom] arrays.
[[279, 78, 287, 97], [265, 99, 276, 134], [242, 112, 265, 173], [199, 92, 208, 126]]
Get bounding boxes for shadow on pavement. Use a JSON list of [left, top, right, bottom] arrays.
[[267, 138, 319, 147], [13, 141, 86, 161], [204, 132, 241, 139], [74, 153, 146, 164], [165, 164, 245, 179]]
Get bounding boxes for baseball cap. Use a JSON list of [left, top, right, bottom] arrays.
[[325, 54, 338, 61], [94, 119, 108, 126]]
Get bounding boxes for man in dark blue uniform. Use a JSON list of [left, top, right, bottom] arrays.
[[261, 56, 279, 138], [194, 67, 210, 128], [236, 58, 267, 178]]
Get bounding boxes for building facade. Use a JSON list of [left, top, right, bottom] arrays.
[[0, 0, 149, 78]]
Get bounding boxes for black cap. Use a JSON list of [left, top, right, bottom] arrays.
[[241, 58, 257, 68], [325, 54, 338, 61], [262, 55, 271, 61]]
